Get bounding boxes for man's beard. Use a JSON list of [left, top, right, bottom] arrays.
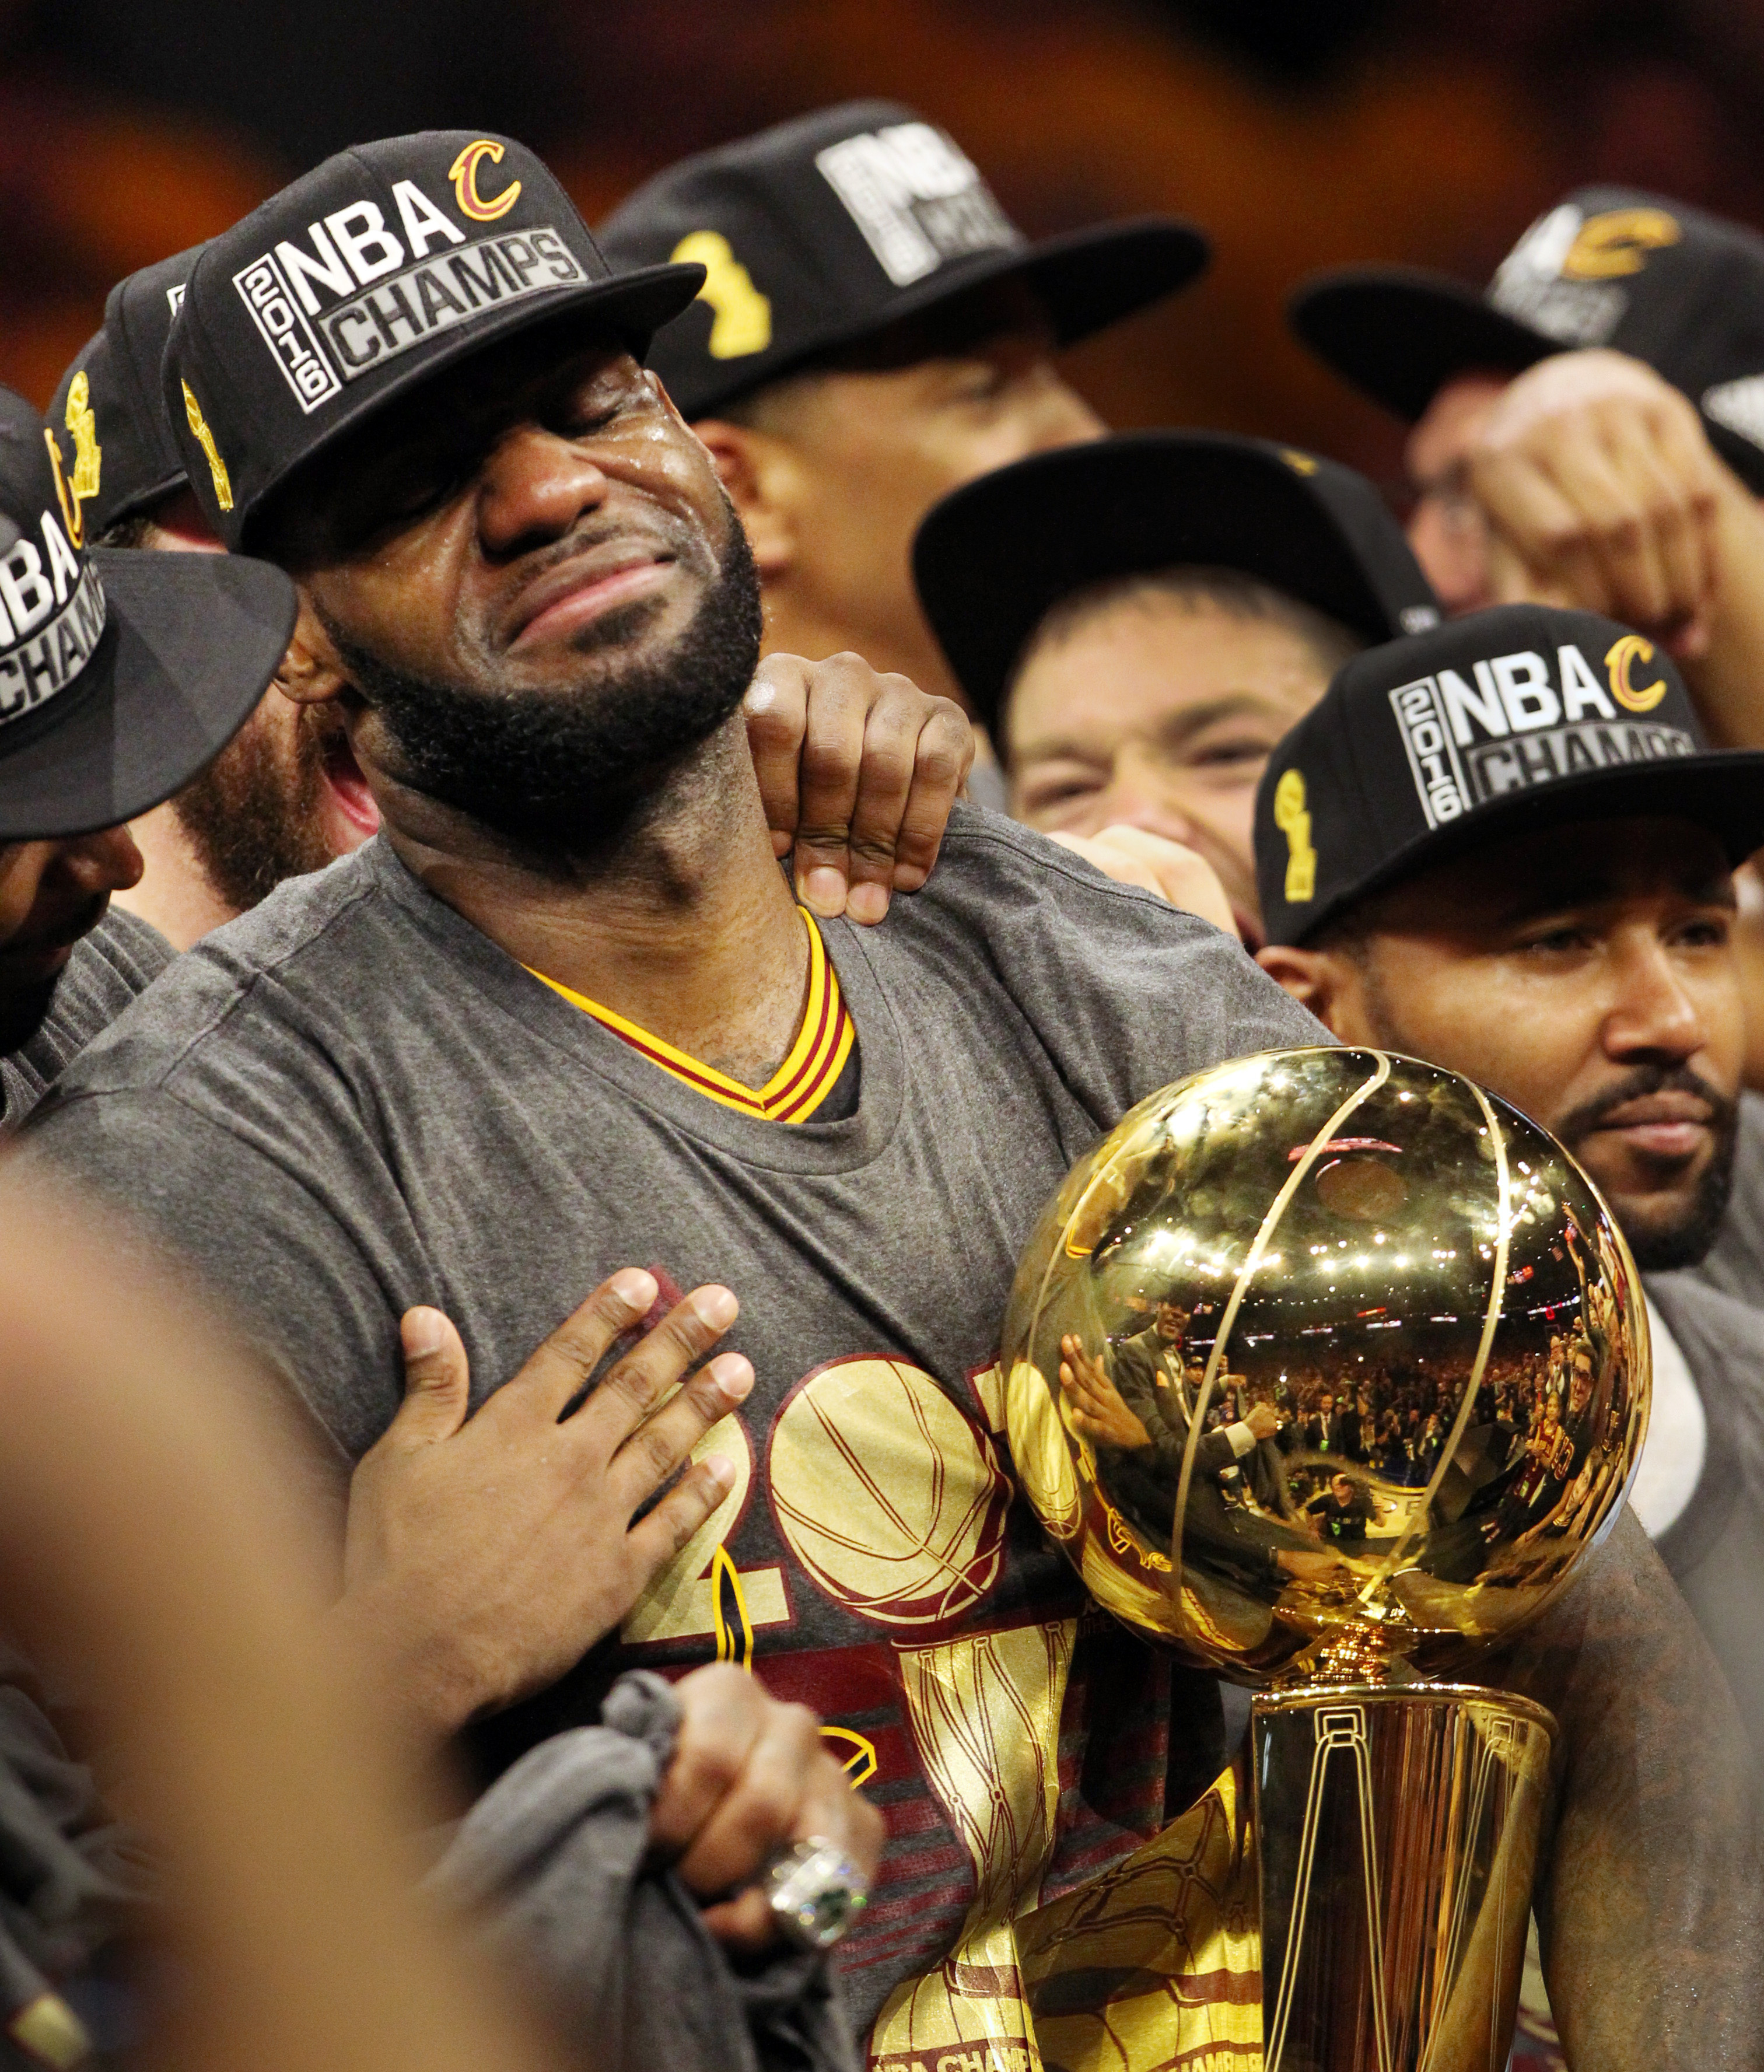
[[325, 514, 762, 856], [174, 705, 335, 915], [1359, 963, 1738, 1271], [0, 887, 109, 1054], [1551, 1063, 1740, 1271], [0, 972, 63, 1055]]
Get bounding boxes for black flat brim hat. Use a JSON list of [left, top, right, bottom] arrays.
[[187, 261, 703, 554], [48, 244, 208, 544], [733, 215, 1209, 386], [1287, 268, 1558, 425], [951, 218, 1208, 351], [1290, 187, 1764, 495], [597, 101, 1207, 420], [164, 132, 708, 551], [1303, 748, 1764, 949], [0, 549, 297, 838], [1255, 600, 1764, 947], [912, 429, 1439, 735]]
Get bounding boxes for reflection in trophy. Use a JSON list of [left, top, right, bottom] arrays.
[[1000, 1047, 1649, 2070]]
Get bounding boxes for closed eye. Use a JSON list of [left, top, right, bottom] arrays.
[[1017, 768, 1104, 815]]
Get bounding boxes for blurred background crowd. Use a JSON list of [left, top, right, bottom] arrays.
[[10, 0, 1764, 481]]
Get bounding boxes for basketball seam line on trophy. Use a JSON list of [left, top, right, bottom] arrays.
[[1175, 1051, 1391, 1656], [1354, 1076, 1513, 1615]]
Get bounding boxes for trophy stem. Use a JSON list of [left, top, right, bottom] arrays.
[[1252, 1683, 1555, 2072]]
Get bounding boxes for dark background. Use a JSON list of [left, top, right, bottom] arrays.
[[8, 1, 1764, 484]]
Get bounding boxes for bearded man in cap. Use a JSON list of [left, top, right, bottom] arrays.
[[1252, 601, 1764, 1779], [0, 381, 295, 1126], [9, 349, 877, 2050], [46, 244, 970, 960], [1251, 598, 1764, 2064], [912, 430, 1440, 946], [1295, 189, 1764, 1322], [597, 101, 1207, 821], [20, 131, 1759, 2068]]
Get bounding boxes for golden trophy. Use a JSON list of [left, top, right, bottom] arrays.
[[999, 1047, 1648, 2071]]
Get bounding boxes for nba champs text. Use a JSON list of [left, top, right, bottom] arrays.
[[1390, 635, 1692, 827], [233, 141, 586, 410]]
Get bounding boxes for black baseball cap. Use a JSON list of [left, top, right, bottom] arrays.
[[164, 130, 706, 550], [911, 431, 1443, 735], [1291, 187, 1764, 494], [596, 100, 1209, 419], [1254, 601, 1764, 947], [0, 387, 296, 839], [47, 245, 204, 547]]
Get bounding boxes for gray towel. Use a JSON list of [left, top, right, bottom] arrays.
[[431, 1673, 859, 2072], [0, 1644, 152, 2070]]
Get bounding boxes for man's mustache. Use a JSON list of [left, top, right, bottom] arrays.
[[1552, 1062, 1737, 1149]]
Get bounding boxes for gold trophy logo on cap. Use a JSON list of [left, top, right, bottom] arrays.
[[1000, 1045, 1648, 2070]]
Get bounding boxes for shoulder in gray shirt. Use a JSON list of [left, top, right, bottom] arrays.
[[1, 907, 172, 1133], [1689, 1087, 1764, 1312]]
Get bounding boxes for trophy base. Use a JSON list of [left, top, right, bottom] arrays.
[[1252, 1681, 1556, 2072]]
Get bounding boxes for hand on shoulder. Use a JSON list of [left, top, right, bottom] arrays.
[[1048, 826, 1240, 939]]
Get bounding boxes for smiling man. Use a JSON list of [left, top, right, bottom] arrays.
[[18, 134, 1762, 2067], [911, 430, 1440, 943], [1254, 600, 1764, 1772]]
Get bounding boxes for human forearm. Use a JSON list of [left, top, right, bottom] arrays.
[[1492, 1509, 1763, 2067], [1679, 470, 1764, 748]]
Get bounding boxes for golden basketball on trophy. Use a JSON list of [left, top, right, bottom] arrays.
[[1000, 1046, 1650, 2071]]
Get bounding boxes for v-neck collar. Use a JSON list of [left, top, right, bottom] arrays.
[[365, 838, 908, 1178]]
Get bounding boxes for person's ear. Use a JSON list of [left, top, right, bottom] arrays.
[[274, 595, 352, 709], [1255, 943, 1366, 1040], [691, 418, 797, 580]]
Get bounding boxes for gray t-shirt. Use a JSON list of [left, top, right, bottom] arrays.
[[21, 805, 1324, 2032], [1691, 1088, 1764, 1312], [0, 908, 172, 1133], [1641, 1272, 1764, 1780]]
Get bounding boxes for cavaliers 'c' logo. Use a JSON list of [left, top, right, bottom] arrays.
[[1563, 208, 1680, 280], [449, 139, 521, 222], [1606, 632, 1668, 712]]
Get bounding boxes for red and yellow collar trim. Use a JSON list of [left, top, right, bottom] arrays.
[[530, 907, 855, 1124]]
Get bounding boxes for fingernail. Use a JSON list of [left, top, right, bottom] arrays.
[[702, 1454, 738, 1494], [709, 1354, 754, 1404], [612, 1268, 658, 1312], [402, 1307, 444, 1357], [694, 1286, 738, 1330], [846, 881, 889, 924], [801, 866, 846, 915]]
